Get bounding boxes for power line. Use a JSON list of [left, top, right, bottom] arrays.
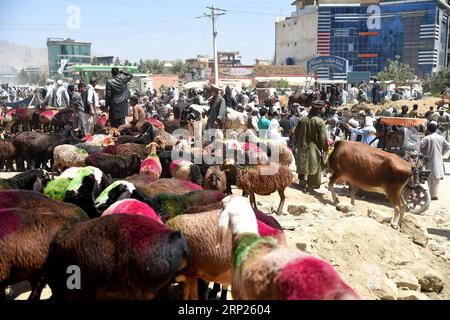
[[197, 5, 227, 86]]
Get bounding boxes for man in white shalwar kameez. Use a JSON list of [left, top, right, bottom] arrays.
[[421, 121, 450, 200]]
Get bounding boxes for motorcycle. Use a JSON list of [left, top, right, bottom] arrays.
[[402, 151, 431, 215]]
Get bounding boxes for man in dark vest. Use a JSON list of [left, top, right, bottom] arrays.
[[105, 67, 133, 128], [206, 84, 226, 130]]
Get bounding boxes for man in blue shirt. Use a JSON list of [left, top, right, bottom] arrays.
[[258, 108, 271, 139]]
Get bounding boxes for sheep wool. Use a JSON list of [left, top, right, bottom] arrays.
[[95, 180, 136, 208], [170, 159, 203, 186], [44, 178, 71, 202], [0, 190, 88, 221], [140, 143, 162, 181], [102, 199, 163, 224], [66, 167, 102, 194], [220, 196, 359, 300]]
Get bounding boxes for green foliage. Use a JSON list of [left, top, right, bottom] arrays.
[[267, 79, 289, 90], [136, 59, 191, 75], [423, 68, 450, 95], [114, 57, 121, 66], [92, 56, 99, 65], [377, 56, 415, 86]]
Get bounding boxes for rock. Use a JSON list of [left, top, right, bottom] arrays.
[[287, 205, 308, 216], [401, 215, 429, 247], [336, 203, 355, 213], [387, 270, 420, 291], [296, 242, 308, 251], [372, 277, 398, 300], [396, 290, 429, 300], [367, 208, 392, 224], [418, 270, 444, 293], [344, 211, 357, 218], [282, 225, 297, 231]]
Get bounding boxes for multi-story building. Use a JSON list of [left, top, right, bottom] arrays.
[[275, 0, 450, 79], [217, 51, 242, 67], [185, 55, 211, 81], [47, 37, 91, 77]]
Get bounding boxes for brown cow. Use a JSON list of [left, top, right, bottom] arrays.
[[328, 141, 414, 229]]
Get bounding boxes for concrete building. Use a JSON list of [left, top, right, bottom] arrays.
[[47, 38, 91, 78], [185, 55, 211, 81], [276, 0, 450, 79], [275, 1, 318, 66], [217, 51, 242, 67], [94, 56, 114, 65], [255, 58, 271, 65]]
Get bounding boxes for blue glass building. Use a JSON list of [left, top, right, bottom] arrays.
[[313, 0, 450, 79]]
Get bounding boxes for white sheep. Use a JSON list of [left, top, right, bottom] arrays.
[[225, 108, 247, 130], [217, 195, 360, 300], [166, 206, 287, 300], [52, 145, 89, 178]]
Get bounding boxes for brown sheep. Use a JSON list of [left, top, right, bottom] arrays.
[[0, 208, 88, 300], [0, 190, 88, 220], [203, 166, 228, 194], [0, 139, 15, 172], [167, 208, 287, 300], [234, 163, 293, 215]]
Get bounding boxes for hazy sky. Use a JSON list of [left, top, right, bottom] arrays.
[[0, 0, 295, 64]]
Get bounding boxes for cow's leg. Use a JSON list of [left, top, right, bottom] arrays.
[[276, 189, 286, 215], [348, 184, 357, 206], [389, 191, 403, 229], [328, 175, 339, 205]]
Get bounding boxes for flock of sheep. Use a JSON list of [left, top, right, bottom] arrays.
[[0, 114, 360, 300]]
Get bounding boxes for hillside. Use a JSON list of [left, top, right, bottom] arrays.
[[0, 40, 48, 71]]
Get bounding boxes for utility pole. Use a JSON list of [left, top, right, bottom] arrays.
[[197, 5, 226, 86]]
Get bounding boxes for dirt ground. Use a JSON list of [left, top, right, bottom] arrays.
[[252, 159, 450, 300], [347, 96, 447, 115]]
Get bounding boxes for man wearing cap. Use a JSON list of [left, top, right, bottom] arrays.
[[421, 121, 450, 200], [432, 107, 450, 140], [294, 100, 328, 190], [55, 79, 70, 109], [43, 79, 55, 107], [343, 115, 377, 145], [206, 84, 226, 132]]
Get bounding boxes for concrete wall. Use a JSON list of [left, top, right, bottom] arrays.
[[275, 8, 318, 66]]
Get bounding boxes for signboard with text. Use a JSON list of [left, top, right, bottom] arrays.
[[307, 56, 348, 74]]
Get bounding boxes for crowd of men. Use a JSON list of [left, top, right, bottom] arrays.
[[2, 72, 449, 200]]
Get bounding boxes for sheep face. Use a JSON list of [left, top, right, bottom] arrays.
[[32, 170, 51, 193]]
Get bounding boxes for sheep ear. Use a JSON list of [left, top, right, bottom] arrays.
[[216, 208, 229, 249]]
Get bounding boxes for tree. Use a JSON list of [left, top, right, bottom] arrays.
[[92, 56, 99, 65], [16, 68, 29, 84], [377, 56, 415, 86], [123, 59, 131, 66], [138, 59, 146, 73], [423, 68, 450, 95], [114, 57, 121, 66], [267, 79, 289, 90]]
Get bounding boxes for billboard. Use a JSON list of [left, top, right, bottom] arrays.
[[253, 65, 307, 77], [307, 56, 348, 74]]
